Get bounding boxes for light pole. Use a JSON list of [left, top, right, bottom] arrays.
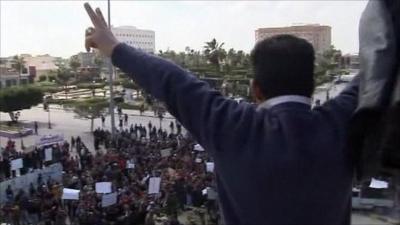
[[107, 0, 116, 138], [15, 112, 25, 150], [44, 102, 51, 129], [48, 107, 51, 129]]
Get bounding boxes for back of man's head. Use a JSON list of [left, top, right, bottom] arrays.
[[251, 34, 315, 100]]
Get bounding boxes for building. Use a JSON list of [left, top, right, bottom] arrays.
[[0, 67, 33, 88], [341, 54, 360, 70], [76, 52, 96, 68], [111, 26, 155, 53], [255, 24, 332, 54], [24, 54, 59, 79]]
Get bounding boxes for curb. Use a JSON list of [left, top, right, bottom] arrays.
[[370, 214, 400, 225]]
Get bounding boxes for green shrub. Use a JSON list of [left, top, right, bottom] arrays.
[[76, 83, 106, 89], [47, 74, 56, 82], [38, 75, 47, 82]]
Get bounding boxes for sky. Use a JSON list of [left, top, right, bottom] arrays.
[[0, 0, 368, 58]]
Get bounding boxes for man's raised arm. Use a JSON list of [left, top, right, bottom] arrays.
[[84, 3, 256, 155]]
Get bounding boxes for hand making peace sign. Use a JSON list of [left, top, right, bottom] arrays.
[[84, 3, 120, 57]]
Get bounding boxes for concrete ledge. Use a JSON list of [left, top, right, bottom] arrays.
[[0, 128, 33, 138]]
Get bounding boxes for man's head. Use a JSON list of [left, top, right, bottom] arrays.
[[251, 34, 315, 102]]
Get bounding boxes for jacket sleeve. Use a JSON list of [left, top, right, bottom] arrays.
[[111, 43, 256, 155], [321, 76, 360, 123]]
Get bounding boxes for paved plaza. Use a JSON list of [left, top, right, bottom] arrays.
[[0, 105, 176, 152]]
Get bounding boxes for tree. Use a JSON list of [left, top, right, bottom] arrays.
[[69, 98, 109, 132], [227, 48, 236, 67], [56, 64, 72, 84], [69, 55, 81, 79], [38, 75, 47, 82], [315, 45, 342, 85], [11, 55, 26, 84], [94, 54, 104, 71], [0, 86, 43, 122], [203, 38, 225, 72]]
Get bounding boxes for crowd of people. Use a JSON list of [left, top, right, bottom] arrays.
[[0, 139, 69, 182], [0, 118, 219, 225]]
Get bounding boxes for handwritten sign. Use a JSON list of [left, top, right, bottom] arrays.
[[148, 177, 161, 194], [11, 159, 23, 171], [206, 162, 214, 172], [101, 192, 117, 207], [160, 148, 172, 158], [96, 182, 112, 194], [369, 178, 388, 189], [62, 188, 80, 200], [45, 148, 53, 161]]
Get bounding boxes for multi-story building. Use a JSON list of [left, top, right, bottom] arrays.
[[0, 67, 33, 88], [76, 52, 96, 68], [111, 26, 155, 54], [24, 54, 59, 79], [255, 24, 332, 54], [341, 54, 360, 70]]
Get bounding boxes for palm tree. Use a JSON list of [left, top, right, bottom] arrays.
[[94, 55, 104, 78], [203, 38, 225, 72], [227, 48, 236, 67], [185, 47, 195, 67], [178, 52, 186, 66], [69, 55, 81, 80], [11, 55, 26, 85]]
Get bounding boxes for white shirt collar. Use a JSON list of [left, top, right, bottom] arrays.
[[258, 95, 312, 110]]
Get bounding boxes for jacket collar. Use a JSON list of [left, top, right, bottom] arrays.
[[258, 95, 312, 110]]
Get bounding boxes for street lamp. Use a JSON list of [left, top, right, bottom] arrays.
[[107, 0, 116, 138], [92, 80, 96, 97], [15, 112, 25, 150], [44, 102, 51, 129]]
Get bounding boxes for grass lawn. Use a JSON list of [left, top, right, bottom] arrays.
[[0, 121, 25, 132]]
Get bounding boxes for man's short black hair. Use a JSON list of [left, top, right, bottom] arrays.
[[251, 34, 315, 99]]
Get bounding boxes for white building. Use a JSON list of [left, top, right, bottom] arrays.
[[24, 54, 59, 79], [111, 26, 155, 54]]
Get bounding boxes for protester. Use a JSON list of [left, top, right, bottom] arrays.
[[124, 114, 128, 125], [84, 4, 361, 224], [0, 118, 218, 225], [101, 115, 106, 126], [34, 121, 39, 135]]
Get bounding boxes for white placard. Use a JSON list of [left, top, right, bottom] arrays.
[[369, 178, 388, 189], [148, 177, 161, 194], [45, 148, 53, 162], [126, 160, 135, 169], [202, 188, 207, 195], [96, 182, 112, 193], [11, 159, 23, 171], [62, 188, 80, 200], [207, 188, 217, 200], [206, 162, 214, 172], [194, 144, 205, 152], [101, 192, 117, 207], [160, 148, 172, 158]]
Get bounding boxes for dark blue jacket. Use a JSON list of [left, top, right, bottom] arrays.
[[112, 44, 359, 225]]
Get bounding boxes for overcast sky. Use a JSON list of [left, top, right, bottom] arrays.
[[0, 0, 368, 58]]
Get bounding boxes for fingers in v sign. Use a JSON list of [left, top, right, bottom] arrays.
[[84, 3, 105, 29], [84, 3, 119, 56]]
